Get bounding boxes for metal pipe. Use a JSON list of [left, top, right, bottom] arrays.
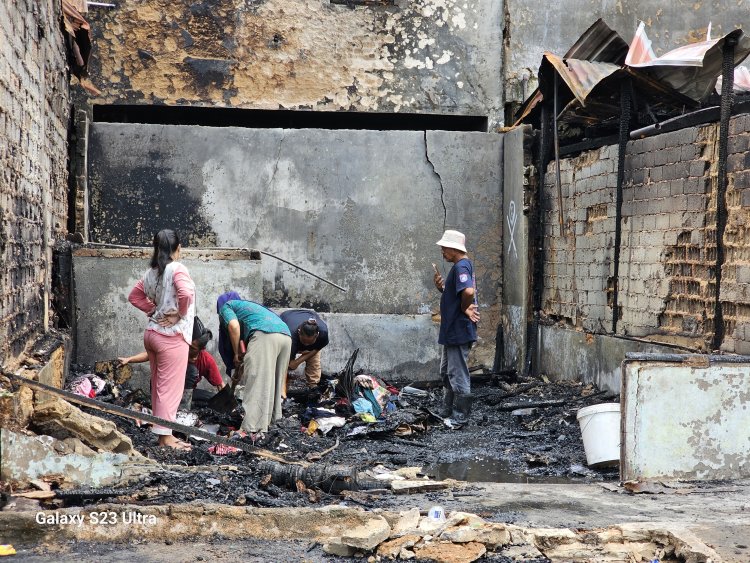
[[82, 242, 348, 292], [260, 250, 347, 292]]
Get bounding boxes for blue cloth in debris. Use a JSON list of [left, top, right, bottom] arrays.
[[354, 386, 383, 418], [352, 398, 375, 416]]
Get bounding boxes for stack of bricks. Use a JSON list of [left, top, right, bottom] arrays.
[[541, 126, 714, 345], [0, 0, 70, 365]]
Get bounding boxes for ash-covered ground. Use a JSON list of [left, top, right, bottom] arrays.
[[50, 367, 618, 513]]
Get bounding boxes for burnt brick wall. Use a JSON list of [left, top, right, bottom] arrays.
[[541, 113, 750, 352], [542, 145, 617, 332], [0, 0, 70, 365], [721, 114, 750, 354]]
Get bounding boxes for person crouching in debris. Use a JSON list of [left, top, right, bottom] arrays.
[[128, 229, 195, 450], [117, 316, 225, 411], [217, 292, 291, 438], [280, 309, 329, 392], [433, 229, 480, 429]]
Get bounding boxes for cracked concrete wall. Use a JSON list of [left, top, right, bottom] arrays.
[[504, 4, 750, 116], [86, 124, 503, 369], [84, 0, 503, 125], [622, 358, 750, 481]]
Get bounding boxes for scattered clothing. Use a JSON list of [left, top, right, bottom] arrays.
[[208, 443, 240, 455], [314, 416, 346, 435], [68, 375, 94, 398]]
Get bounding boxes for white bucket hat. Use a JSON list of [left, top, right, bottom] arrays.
[[436, 230, 467, 252]]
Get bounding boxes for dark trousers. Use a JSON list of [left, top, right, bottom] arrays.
[[440, 343, 472, 395]]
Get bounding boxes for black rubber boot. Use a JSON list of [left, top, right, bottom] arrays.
[[178, 388, 193, 411], [444, 393, 473, 429], [439, 386, 455, 418]]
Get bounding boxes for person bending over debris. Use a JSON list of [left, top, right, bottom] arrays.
[[128, 229, 195, 450], [433, 229, 480, 429], [280, 309, 329, 390], [118, 317, 225, 411], [217, 292, 291, 437]]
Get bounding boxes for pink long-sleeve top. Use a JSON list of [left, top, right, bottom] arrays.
[[129, 261, 195, 344]]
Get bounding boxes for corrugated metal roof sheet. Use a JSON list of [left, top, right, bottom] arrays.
[[545, 55, 620, 106], [629, 29, 750, 101], [564, 18, 629, 64], [62, 0, 99, 95]]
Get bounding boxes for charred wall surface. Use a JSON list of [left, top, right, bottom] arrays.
[[540, 113, 750, 357], [84, 0, 503, 125], [0, 1, 71, 366], [86, 124, 503, 366]]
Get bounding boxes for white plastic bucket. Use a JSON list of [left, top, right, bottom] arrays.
[[576, 403, 621, 468]]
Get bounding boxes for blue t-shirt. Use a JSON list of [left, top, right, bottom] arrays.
[[219, 300, 291, 343], [438, 258, 477, 346]]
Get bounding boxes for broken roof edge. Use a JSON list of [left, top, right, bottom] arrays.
[[514, 56, 699, 128], [72, 246, 262, 261], [564, 18, 629, 64], [541, 54, 621, 107]]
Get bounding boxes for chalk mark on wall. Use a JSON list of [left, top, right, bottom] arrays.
[[507, 200, 518, 260]]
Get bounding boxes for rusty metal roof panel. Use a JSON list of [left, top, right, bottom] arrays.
[[544, 54, 620, 106], [564, 18, 629, 64]]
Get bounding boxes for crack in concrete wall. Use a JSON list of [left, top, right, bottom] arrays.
[[424, 130, 447, 230]]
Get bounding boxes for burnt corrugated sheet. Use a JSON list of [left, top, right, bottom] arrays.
[[564, 18, 629, 64]]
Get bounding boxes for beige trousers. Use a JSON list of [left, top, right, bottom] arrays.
[[303, 350, 322, 385], [239, 331, 292, 433]]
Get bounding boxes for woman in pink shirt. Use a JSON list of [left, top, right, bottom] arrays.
[[128, 229, 195, 450]]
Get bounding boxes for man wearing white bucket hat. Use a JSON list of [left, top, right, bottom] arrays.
[[432, 229, 479, 429]]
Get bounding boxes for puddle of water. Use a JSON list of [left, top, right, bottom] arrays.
[[424, 457, 588, 484]]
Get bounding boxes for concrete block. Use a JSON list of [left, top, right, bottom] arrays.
[[689, 160, 708, 177], [0, 429, 151, 488], [681, 143, 701, 160], [414, 541, 486, 563], [340, 515, 391, 550], [728, 135, 750, 155]]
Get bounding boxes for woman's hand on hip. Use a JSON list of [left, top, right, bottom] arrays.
[[156, 309, 181, 327]]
